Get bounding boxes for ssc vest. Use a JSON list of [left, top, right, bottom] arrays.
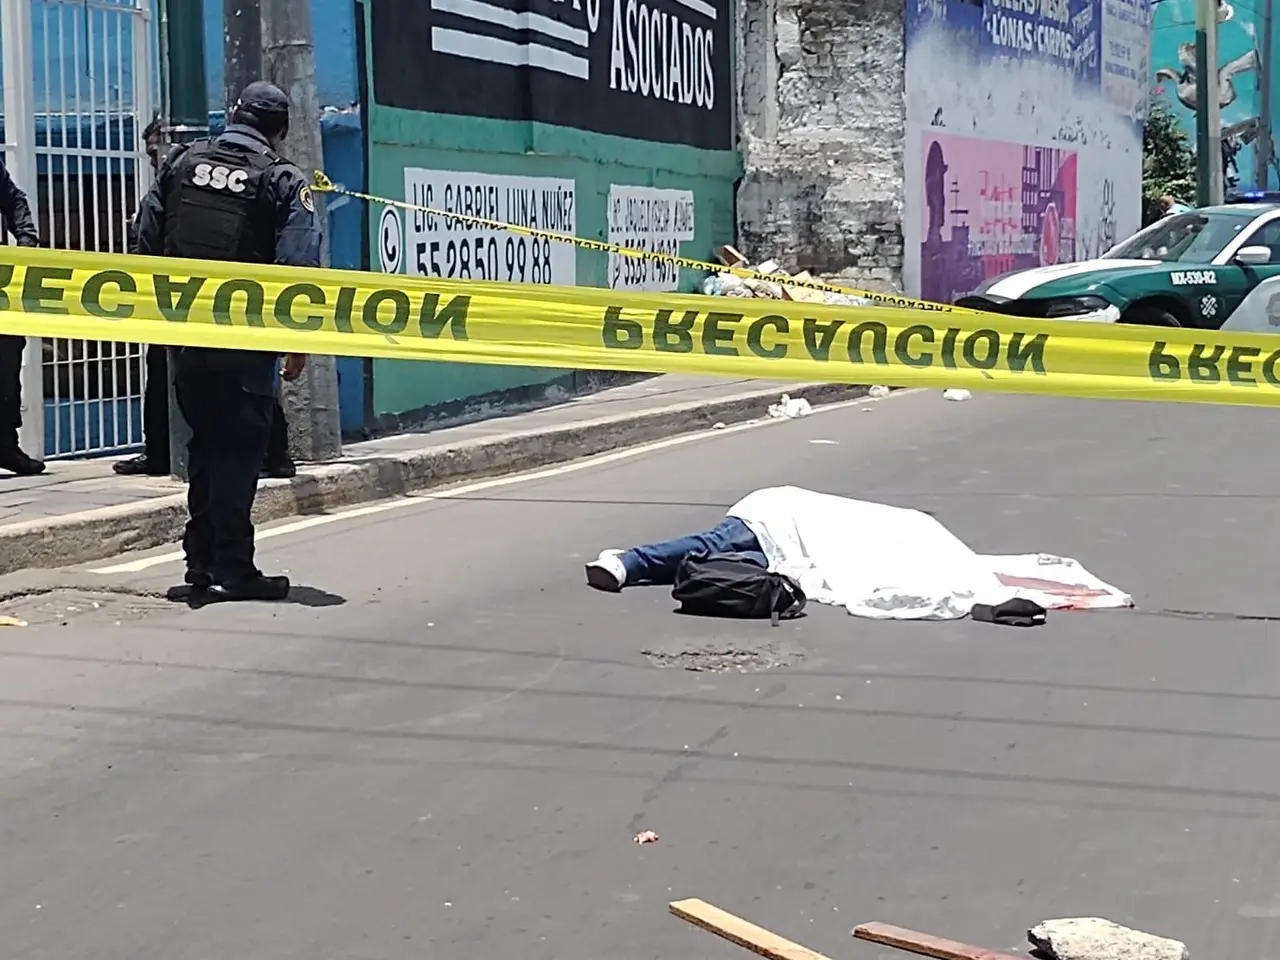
[[162, 137, 280, 264]]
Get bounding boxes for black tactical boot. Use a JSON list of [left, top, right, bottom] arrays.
[[207, 575, 291, 602], [0, 445, 45, 476]]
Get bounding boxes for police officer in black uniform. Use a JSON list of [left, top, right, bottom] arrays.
[[133, 81, 319, 601], [0, 162, 44, 477], [118, 117, 297, 480]]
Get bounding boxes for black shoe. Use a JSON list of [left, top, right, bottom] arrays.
[[0, 446, 45, 477], [207, 575, 291, 602], [165, 568, 213, 604], [165, 583, 206, 604], [185, 569, 213, 590], [262, 458, 296, 480], [114, 454, 168, 477]]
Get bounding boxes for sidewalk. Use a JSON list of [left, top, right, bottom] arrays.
[[0, 374, 872, 575]]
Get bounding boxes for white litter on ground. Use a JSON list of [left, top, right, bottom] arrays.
[[868, 385, 891, 399], [942, 388, 972, 402], [767, 394, 813, 419], [728, 487, 1133, 620]]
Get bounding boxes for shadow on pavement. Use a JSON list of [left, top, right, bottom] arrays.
[[162, 584, 346, 610]]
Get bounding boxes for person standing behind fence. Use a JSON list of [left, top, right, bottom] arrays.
[[0, 161, 44, 477], [118, 117, 297, 480], [132, 82, 317, 602], [117, 117, 175, 477]]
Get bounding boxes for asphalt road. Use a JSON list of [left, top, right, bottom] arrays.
[[1, 388, 1278, 960]]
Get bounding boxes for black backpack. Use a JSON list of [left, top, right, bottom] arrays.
[[672, 552, 807, 625]]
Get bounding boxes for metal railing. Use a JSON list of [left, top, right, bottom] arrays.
[[1, 0, 155, 459]]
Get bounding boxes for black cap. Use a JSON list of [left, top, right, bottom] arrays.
[[231, 81, 290, 135]]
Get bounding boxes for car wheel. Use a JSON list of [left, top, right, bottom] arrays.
[[1121, 303, 1182, 327]]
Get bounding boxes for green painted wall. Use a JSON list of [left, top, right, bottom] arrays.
[[363, 6, 742, 418]]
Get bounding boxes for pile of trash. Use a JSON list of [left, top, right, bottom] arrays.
[[700, 245, 879, 307], [700, 247, 975, 405], [767, 394, 813, 420]]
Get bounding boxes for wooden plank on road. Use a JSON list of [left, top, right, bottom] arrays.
[[669, 899, 834, 960], [853, 922, 1025, 960]]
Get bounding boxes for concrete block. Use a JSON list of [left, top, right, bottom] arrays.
[[1028, 918, 1190, 960]]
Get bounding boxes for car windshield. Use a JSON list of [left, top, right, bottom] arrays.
[[1103, 211, 1256, 263]]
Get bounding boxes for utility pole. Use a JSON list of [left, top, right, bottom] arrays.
[[1257, 0, 1274, 189], [1194, 0, 1223, 205], [224, 0, 262, 112], [263, 0, 343, 462], [159, 0, 209, 479]]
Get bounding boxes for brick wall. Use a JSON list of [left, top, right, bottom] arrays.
[[736, 0, 906, 290]]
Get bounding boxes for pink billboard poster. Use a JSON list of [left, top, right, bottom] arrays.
[[919, 131, 1078, 304]]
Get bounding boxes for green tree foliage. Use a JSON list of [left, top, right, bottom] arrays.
[[1142, 101, 1197, 225]]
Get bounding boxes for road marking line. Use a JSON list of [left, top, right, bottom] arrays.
[[90, 389, 918, 575]]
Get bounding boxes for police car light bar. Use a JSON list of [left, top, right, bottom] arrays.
[[1227, 190, 1280, 203]]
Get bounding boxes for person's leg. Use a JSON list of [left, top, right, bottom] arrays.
[[0, 335, 22, 450], [710, 516, 769, 569], [207, 435, 268, 582], [0, 335, 43, 476], [143, 345, 171, 466], [175, 357, 214, 587], [624, 517, 764, 582], [586, 517, 765, 591], [207, 389, 287, 599], [116, 345, 171, 476]]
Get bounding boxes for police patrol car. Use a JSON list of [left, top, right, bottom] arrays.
[[955, 194, 1280, 328]]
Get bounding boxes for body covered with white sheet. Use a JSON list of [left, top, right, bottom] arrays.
[[727, 487, 1131, 620]]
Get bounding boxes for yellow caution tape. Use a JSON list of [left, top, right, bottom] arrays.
[[310, 171, 980, 316], [2, 245, 1280, 407]]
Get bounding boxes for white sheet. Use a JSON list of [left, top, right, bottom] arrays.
[[727, 487, 1132, 620]]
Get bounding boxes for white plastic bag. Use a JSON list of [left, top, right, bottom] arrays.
[[767, 394, 814, 419]]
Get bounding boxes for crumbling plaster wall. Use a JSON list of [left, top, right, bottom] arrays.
[[736, 0, 906, 288]]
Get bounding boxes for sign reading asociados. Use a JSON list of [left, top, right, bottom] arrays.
[[371, 0, 732, 151]]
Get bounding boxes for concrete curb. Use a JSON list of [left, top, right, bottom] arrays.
[[0, 381, 872, 575]]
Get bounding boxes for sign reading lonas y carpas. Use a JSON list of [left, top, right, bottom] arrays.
[[8, 246, 1280, 408]]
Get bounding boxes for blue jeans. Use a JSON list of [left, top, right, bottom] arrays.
[[620, 517, 767, 586]]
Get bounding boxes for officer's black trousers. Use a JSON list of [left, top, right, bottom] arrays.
[[0, 335, 25, 449], [174, 354, 273, 584], [145, 345, 288, 469], [143, 345, 171, 466]]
